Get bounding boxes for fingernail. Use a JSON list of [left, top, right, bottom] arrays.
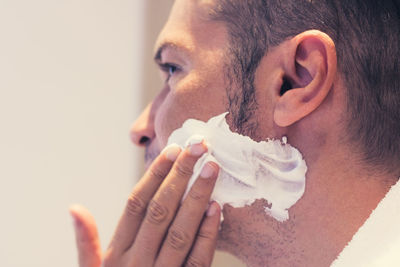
[[200, 162, 216, 179], [69, 216, 80, 234], [164, 144, 181, 161], [69, 205, 86, 232], [207, 202, 220, 217], [189, 143, 207, 156], [187, 135, 204, 145]]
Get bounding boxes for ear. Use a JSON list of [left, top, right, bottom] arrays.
[[273, 30, 337, 127]]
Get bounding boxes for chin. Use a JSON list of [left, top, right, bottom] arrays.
[[214, 204, 245, 255]]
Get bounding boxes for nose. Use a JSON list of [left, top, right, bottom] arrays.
[[130, 103, 155, 147]]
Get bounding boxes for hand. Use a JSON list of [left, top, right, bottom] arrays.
[[69, 142, 221, 267]]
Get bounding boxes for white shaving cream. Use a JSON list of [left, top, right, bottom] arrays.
[[167, 112, 307, 222]]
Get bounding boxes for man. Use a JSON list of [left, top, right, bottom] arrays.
[[70, 0, 400, 266]]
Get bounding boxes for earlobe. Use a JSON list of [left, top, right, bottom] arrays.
[[274, 30, 337, 127]]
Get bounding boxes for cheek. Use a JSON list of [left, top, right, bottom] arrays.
[[154, 70, 228, 147], [154, 93, 192, 147]]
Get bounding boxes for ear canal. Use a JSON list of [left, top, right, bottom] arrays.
[[274, 30, 337, 127], [279, 77, 293, 96]]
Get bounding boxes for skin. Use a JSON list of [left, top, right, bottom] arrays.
[[71, 142, 222, 267], [71, 0, 398, 266]]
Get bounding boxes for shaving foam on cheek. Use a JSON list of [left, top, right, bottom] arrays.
[[167, 112, 308, 222]]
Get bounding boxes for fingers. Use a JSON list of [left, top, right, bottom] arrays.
[[69, 205, 102, 267], [72, 141, 221, 267], [184, 202, 221, 267], [128, 142, 208, 265], [155, 162, 220, 266], [108, 144, 182, 254], [185, 202, 221, 267]]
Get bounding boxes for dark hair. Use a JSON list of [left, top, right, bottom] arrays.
[[211, 0, 400, 173]]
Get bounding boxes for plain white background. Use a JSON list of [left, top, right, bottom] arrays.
[[0, 1, 244, 266], [0, 1, 143, 266]]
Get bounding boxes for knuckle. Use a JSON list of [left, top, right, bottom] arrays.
[[174, 160, 193, 178], [146, 199, 168, 224], [197, 228, 215, 241], [167, 226, 190, 251], [185, 255, 206, 267], [164, 183, 178, 196], [148, 165, 166, 181], [126, 192, 145, 216], [188, 188, 206, 201]]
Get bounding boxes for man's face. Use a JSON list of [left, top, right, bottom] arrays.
[[130, 0, 229, 166], [131, 0, 302, 260]]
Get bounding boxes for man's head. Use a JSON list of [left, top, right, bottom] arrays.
[[133, 0, 400, 172], [131, 0, 400, 265], [209, 0, 400, 173]]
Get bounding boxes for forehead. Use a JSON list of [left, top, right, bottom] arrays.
[[154, 0, 227, 56]]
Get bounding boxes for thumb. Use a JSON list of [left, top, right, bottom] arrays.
[[69, 204, 102, 267]]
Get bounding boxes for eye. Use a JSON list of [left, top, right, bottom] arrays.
[[167, 64, 177, 76], [159, 63, 180, 82]]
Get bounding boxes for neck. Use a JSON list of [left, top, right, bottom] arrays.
[[288, 137, 398, 266], [217, 137, 397, 267]]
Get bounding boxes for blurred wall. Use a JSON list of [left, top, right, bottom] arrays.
[[0, 1, 143, 266], [0, 0, 244, 266]]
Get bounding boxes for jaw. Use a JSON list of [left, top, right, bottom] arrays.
[[214, 200, 303, 267]]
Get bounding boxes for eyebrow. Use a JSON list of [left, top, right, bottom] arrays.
[[153, 42, 190, 63]]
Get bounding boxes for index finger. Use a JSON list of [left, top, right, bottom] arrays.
[[107, 144, 182, 254], [127, 141, 208, 264]]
